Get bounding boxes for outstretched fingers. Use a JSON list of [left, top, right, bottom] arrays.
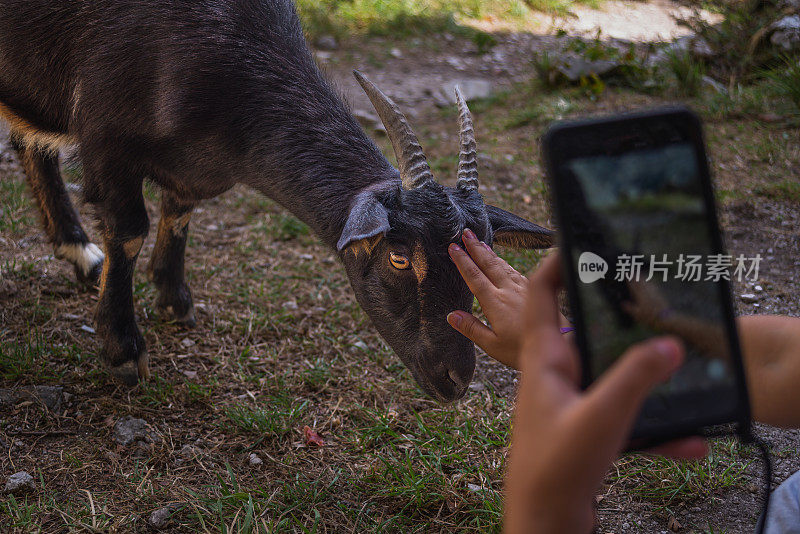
[[461, 228, 525, 287], [448, 242, 494, 298]]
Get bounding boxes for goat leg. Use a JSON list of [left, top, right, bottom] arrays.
[[10, 135, 103, 284], [83, 155, 150, 385], [147, 190, 196, 327]]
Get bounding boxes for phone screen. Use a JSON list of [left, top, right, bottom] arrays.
[[545, 109, 749, 441]]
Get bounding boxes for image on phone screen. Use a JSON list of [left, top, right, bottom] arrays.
[[546, 110, 749, 440]]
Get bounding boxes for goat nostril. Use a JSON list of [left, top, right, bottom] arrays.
[[447, 369, 467, 389]]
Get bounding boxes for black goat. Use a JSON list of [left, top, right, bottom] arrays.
[[0, 0, 553, 402]]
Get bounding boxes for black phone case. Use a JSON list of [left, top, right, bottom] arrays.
[[541, 106, 752, 449]]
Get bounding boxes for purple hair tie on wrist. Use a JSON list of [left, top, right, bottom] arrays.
[[560, 327, 575, 334]]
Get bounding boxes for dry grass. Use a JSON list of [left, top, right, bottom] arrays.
[[1, 44, 799, 533]]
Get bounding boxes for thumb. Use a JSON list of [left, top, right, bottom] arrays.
[[581, 337, 684, 434]]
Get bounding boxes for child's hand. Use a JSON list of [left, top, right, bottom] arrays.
[[447, 228, 531, 369], [504, 253, 708, 533]]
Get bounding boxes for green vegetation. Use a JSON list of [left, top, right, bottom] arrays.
[[663, 49, 707, 97], [296, 0, 600, 39], [0, 175, 33, 235], [764, 55, 800, 113], [611, 439, 750, 508]]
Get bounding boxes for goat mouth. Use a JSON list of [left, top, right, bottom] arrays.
[[411, 363, 468, 404]]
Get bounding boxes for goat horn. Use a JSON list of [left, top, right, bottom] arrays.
[[353, 70, 434, 190], [454, 86, 479, 192]]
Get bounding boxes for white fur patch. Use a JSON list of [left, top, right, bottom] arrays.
[[55, 242, 104, 276]]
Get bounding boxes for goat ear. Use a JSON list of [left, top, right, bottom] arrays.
[[487, 204, 555, 249], [337, 192, 391, 253]]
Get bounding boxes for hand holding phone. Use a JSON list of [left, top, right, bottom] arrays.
[[543, 107, 751, 447]]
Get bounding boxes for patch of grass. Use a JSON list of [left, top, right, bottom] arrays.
[[764, 55, 800, 112], [611, 439, 749, 509], [755, 179, 800, 203], [0, 176, 34, 235], [223, 391, 310, 439], [663, 49, 706, 97], [261, 213, 311, 242], [296, 0, 601, 40]]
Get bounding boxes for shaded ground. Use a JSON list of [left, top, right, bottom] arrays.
[[2, 3, 799, 532]]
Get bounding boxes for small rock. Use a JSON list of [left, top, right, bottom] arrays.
[[740, 293, 758, 303], [389, 47, 402, 58], [557, 56, 619, 82], [434, 79, 493, 107], [180, 337, 195, 348], [80, 325, 96, 334], [178, 444, 199, 459], [690, 37, 715, 58], [181, 370, 198, 380], [282, 300, 299, 311], [248, 453, 263, 466], [299, 253, 313, 260], [445, 56, 466, 71], [5, 472, 35, 495], [148, 507, 173, 530], [770, 15, 800, 50], [62, 313, 81, 320], [468, 381, 485, 392], [466, 483, 481, 492], [702, 75, 728, 95], [114, 416, 153, 447], [314, 34, 338, 51], [352, 341, 369, 352], [65, 182, 82, 194], [755, 285, 763, 292], [0, 385, 64, 412], [206, 224, 219, 231]]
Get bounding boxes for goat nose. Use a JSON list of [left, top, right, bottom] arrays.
[[447, 368, 470, 390]]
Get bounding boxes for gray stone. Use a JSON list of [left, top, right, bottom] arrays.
[[282, 300, 299, 311], [770, 16, 800, 50], [314, 35, 338, 51], [352, 340, 369, 352], [740, 293, 759, 303], [434, 79, 493, 107], [248, 453, 263, 466], [556, 56, 619, 82], [702, 76, 728, 95], [389, 47, 402, 58], [148, 507, 173, 530], [178, 444, 199, 459], [468, 381, 485, 392], [65, 182, 82, 194], [114, 416, 155, 446], [5, 472, 35, 495], [0, 385, 64, 412], [648, 35, 715, 66]]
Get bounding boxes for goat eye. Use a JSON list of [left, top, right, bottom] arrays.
[[389, 252, 411, 270]]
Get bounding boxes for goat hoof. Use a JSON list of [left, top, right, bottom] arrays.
[[155, 286, 195, 327], [75, 259, 103, 287], [108, 352, 150, 386]]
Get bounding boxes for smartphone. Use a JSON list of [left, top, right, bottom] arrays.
[[543, 107, 751, 447]]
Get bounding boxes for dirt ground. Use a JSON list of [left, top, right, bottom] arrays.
[[1, 2, 799, 532]]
